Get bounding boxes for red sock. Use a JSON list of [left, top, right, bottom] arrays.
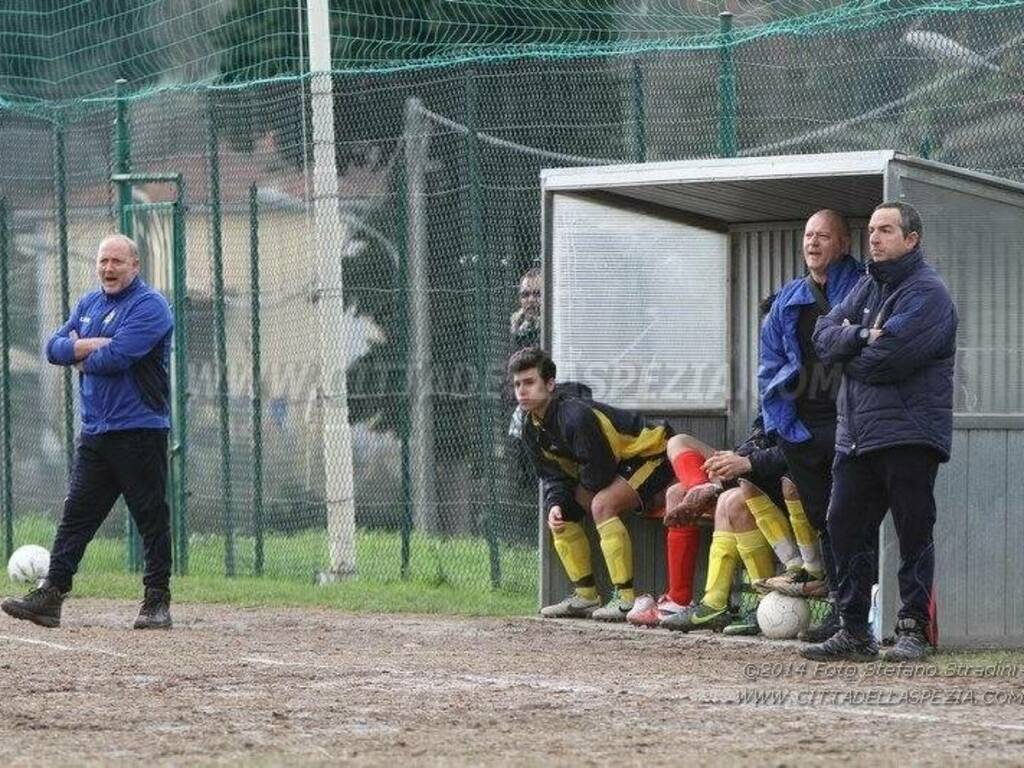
[[666, 524, 701, 605], [671, 450, 708, 488]]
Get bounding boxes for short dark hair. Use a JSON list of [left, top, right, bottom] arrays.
[[507, 346, 556, 381], [874, 201, 923, 240]]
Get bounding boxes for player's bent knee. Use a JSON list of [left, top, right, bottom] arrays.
[[714, 488, 741, 529], [737, 478, 764, 501], [666, 433, 701, 458], [721, 489, 752, 528]]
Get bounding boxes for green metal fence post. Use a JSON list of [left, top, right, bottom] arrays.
[[466, 69, 502, 590], [718, 12, 738, 158], [396, 142, 413, 580], [207, 99, 236, 577], [632, 58, 647, 163], [53, 109, 75, 478], [0, 199, 12, 560], [115, 79, 144, 572], [248, 185, 265, 577], [171, 191, 190, 576]]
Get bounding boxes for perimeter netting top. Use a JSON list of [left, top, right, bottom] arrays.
[[4, 0, 1020, 103]]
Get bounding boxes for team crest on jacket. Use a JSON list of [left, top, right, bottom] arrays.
[[102, 310, 117, 326]]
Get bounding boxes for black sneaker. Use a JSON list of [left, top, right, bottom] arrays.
[[1, 580, 67, 628], [882, 617, 932, 662], [133, 587, 173, 630], [800, 628, 879, 662], [798, 599, 840, 643]]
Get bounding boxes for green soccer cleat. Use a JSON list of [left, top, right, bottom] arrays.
[[591, 593, 634, 622], [724, 590, 761, 636], [660, 601, 732, 633], [540, 592, 601, 619]]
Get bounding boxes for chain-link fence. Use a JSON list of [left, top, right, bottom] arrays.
[[1, 0, 1023, 595]]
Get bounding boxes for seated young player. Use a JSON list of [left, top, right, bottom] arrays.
[[660, 485, 776, 633], [508, 347, 676, 622], [625, 513, 700, 627], [658, 417, 804, 633], [701, 428, 828, 599]]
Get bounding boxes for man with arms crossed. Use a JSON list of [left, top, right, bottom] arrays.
[[2, 234, 175, 630], [805, 202, 956, 662]]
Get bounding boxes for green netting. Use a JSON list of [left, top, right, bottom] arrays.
[[0, 1, 1023, 600]]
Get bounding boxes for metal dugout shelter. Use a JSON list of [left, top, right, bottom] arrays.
[[539, 150, 1024, 648]]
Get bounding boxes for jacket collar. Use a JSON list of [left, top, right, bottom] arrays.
[[868, 246, 923, 286], [823, 253, 857, 284], [102, 275, 142, 302]]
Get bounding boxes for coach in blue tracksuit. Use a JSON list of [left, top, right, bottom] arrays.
[[803, 202, 957, 664], [759, 209, 861, 636], [1, 234, 175, 630]]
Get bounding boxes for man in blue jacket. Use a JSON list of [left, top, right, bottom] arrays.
[[758, 209, 861, 638], [803, 202, 957, 663], [1, 234, 175, 630]]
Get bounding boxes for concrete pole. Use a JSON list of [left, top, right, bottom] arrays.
[[307, 0, 357, 578], [403, 98, 438, 534]]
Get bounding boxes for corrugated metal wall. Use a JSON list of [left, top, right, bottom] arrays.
[[898, 175, 1024, 415]]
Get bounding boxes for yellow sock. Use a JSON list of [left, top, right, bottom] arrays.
[[552, 521, 596, 598], [745, 494, 802, 570], [786, 498, 824, 578], [703, 531, 739, 611], [735, 528, 776, 582], [596, 517, 634, 602]]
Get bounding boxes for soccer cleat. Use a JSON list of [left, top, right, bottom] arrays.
[[540, 593, 600, 619], [800, 628, 879, 662], [133, 587, 173, 630], [754, 568, 828, 599], [681, 483, 722, 519], [1, 580, 67, 628], [798, 599, 840, 643], [723, 608, 760, 636], [660, 601, 732, 633], [724, 590, 761, 636], [881, 617, 933, 662], [627, 594, 687, 627], [592, 594, 634, 622]]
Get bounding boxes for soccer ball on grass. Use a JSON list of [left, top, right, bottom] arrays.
[[7, 544, 51, 584]]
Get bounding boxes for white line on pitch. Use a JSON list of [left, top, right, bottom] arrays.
[[825, 705, 1024, 733], [0, 633, 128, 658]]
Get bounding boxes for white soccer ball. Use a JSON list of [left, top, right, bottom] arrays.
[[7, 544, 51, 584], [757, 591, 810, 640]]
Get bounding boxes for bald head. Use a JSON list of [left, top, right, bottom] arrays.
[[96, 234, 140, 294], [803, 209, 850, 282]]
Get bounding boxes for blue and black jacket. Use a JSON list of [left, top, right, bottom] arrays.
[[45, 276, 174, 435], [758, 254, 862, 443], [812, 246, 957, 460]]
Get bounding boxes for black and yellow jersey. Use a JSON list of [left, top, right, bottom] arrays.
[[512, 390, 673, 513]]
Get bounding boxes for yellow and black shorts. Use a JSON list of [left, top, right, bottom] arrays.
[[560, 455, 675, 522]]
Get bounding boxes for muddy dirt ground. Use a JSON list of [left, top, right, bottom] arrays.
[[1, 599, 1023, 766]]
